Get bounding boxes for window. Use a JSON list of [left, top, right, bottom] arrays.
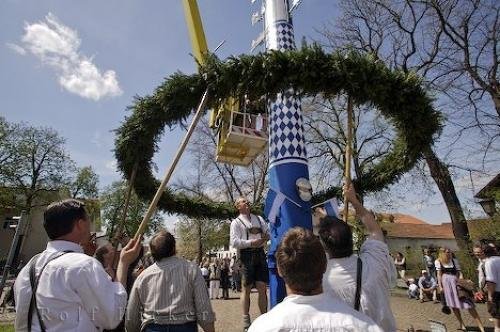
[[2, 216, 20, 230]]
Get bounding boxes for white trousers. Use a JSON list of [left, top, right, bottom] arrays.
[[209, 280, 220, 299]]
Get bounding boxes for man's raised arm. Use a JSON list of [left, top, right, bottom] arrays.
[[343, 181, 384, 242]]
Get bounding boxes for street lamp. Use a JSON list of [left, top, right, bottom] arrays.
[[479, 199, 496, 217]]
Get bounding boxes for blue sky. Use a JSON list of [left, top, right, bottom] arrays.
[[0, 0, 495, 224]]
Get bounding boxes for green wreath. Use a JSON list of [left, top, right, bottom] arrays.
[[114, 46, 441, 218]]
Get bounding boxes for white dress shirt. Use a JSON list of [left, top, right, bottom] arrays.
[[322, 239, 397, 332], [14, 240, 127, 332], [230, 214, 269, 249], [485, 256, 500, 292], [248, 292, 383, 332]]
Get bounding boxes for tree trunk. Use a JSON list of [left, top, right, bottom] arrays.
[[423, 148, 471, 251]]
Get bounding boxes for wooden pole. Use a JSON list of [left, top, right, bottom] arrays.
[[343, 96, 353, 222], [133, 89, 209, 239], [112, 161, 139, 246]]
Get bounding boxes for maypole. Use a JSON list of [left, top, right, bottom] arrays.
[[260, 0, 313, 307]]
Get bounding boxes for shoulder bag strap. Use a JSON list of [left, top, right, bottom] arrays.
[[354, 257, 363, 311], [28, 251, 73, 332]]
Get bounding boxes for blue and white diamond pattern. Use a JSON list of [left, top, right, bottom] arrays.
[[266, 22, 296, 52], [268, 90, 307, 163]]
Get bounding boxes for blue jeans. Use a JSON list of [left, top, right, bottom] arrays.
[[144, 321, 198, 332]]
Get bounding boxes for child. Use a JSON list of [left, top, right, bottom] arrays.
[[407, 278, 419, 299]]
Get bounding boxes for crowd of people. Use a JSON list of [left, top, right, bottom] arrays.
[[8, 181, 500, 332], [399, 242, 500, 332], [198, 256, 235, 300]]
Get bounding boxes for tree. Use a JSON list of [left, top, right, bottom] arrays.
[[427, 0, 500, 118], [69, 166, 99, 199], [0, 121, 73, 212], [176, 217, 230, 261], [0, 117, 18, 175], [303, 96, 394, 200], [100, 181, 163, 237], [318, 0, 500, 251]]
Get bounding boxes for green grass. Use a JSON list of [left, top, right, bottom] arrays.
[[0, 324, 14, 332]]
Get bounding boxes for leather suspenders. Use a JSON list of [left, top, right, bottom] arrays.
[[354, 257, 363, 311], [27, 251, 73, 332]]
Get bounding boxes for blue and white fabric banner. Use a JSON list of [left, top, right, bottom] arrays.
[[264, 189, 287, 224], [323, 198, 339, 218]]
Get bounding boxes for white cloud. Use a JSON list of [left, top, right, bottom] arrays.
[[105, 160, 117, 172], [18, 13, 122, 100], [6, 42, 26, 55]]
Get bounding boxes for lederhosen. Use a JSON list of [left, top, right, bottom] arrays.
[[237, 216, 269, 285]]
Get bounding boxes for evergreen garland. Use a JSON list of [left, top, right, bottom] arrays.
[[114, 46, 441, 218]]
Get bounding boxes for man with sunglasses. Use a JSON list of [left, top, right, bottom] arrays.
[[230, 197, 270, 331]]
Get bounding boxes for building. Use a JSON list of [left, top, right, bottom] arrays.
[[474, 173, 500, 217], [380, 214, 458, 252], [1, 189, 100, 269]]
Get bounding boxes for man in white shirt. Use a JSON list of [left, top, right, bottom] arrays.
[[230, 197, 269, 330], [319, 182, 397, 332], [484, 244, 500, 332], [248, 227, 382, 332], [14, 199, 142, 332]]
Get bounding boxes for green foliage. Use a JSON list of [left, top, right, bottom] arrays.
[[176, 217, 230, 261], [69, 166, 99, 199], [454, 250, 479, 284], [0, 324, 15, 332], [0, 119, 73, 210], [468, 218, 500, 242], [114, 46, 441, 218], [402, 248, 424, 279], [100, 181, 163, 237]]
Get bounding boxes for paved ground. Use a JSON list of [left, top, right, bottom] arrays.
[[211, 290, 495, 332], [1, 290, 496, 331]]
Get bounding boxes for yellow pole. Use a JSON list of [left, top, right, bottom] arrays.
[[183, 0, 222, 129], [182, 0, 209, 65], [343, 96, 353, 222]]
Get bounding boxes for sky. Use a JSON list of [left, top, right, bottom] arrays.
[[0, 0, 496, 225]]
